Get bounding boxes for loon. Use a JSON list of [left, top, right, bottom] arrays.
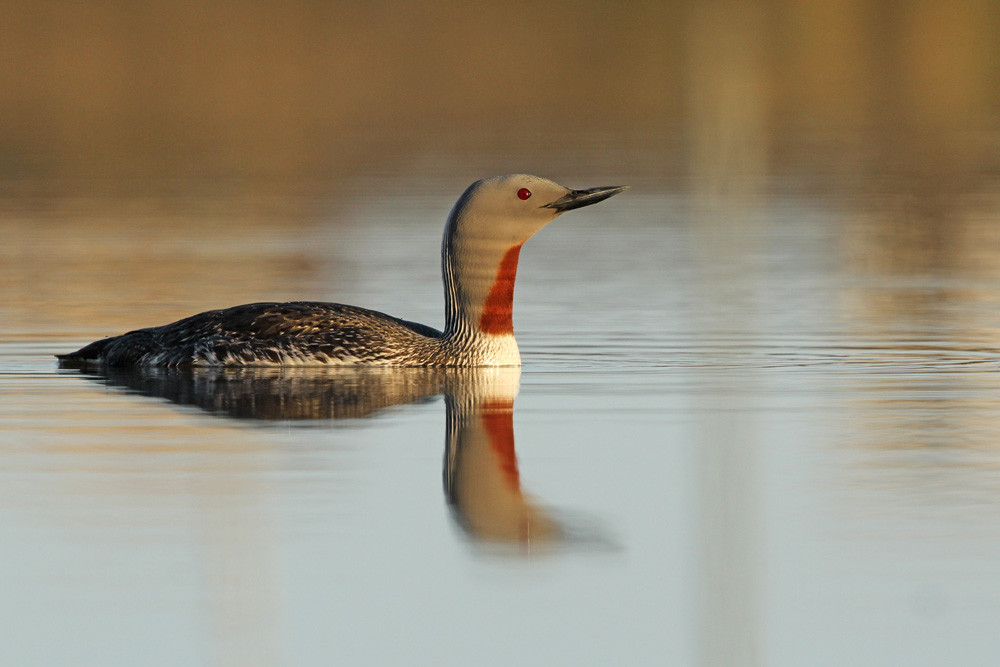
[[57, 175, 626, 368]]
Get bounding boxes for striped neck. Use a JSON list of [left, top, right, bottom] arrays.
[[441, 219, 523, 365]]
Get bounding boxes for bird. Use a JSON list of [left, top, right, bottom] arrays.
[[57, 175, 627, 368]]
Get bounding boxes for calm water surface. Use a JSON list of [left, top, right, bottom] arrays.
[[4, 171, 1000, 666]]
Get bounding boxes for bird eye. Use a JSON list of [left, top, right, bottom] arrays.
[[517, 188, 532, 200]]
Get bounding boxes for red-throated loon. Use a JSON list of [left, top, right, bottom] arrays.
[[57, 175, 626, 367]]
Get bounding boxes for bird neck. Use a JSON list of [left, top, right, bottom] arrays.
[[442, 220, 523, 364]]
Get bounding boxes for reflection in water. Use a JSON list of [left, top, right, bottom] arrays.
[[91, 365, 447, 420], [686, 3, 764, 663], [442, 374, 560, 547], [67, 365, 579, 550]]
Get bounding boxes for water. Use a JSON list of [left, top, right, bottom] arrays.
[[4, 168, 1000, 666]]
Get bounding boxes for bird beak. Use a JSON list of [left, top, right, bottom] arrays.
[[542, 185, 628, 212]]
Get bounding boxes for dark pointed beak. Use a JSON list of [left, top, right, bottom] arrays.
[[542, 185, 628, 212]]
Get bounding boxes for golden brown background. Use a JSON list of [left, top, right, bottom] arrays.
[[2, 0, 997, 196]]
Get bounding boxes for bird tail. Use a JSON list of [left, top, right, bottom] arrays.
[[56, 337, 115, 367]]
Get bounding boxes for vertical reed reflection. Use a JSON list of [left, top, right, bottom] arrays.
[[686, 2, 767, 663]]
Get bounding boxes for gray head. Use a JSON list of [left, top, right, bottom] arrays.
[[448, 174, 627, 247], [440, 175, 627, 360]]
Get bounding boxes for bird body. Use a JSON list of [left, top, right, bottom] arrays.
[[58, 175, 626, 368]]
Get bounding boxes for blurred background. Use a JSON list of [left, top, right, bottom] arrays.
[[4, 0, 999, 337], [1, 0, 997, 197], [5, 4, 1000, 666]]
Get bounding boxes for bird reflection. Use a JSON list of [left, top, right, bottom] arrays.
[[92, 365, 447, 420], [66, 365, 567, 548], [441, 370, 560, 546]]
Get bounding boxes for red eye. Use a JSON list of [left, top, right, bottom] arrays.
[[517, 188, 532, 200]]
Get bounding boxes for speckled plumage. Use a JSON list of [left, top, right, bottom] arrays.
[[58, 175, 626, 368], [60, 302, 449, 367]]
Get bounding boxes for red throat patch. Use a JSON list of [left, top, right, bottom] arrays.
[[479, 244, 522, 335], [480, 400, 520, 491]]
